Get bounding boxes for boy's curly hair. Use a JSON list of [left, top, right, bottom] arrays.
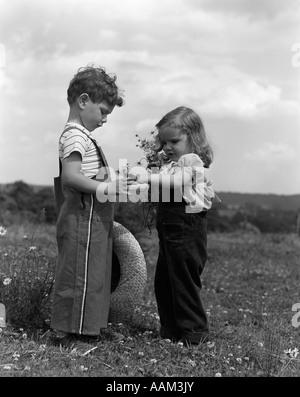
[[67, 64, 124, 107]]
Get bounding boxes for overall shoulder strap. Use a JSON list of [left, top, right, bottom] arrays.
[[58, 125, 108, 176]]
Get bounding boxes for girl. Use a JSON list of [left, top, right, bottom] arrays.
[[134, 106, 217, 345]]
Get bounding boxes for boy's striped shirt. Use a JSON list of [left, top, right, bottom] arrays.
[[59, 122, 101, 178]]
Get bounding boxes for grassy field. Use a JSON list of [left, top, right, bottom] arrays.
[[1, 221, 300, 378]]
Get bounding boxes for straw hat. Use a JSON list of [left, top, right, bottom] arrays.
[[109, 222, 147, 323]]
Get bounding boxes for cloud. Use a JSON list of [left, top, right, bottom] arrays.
[[0, 0, 299, 193], [245, 142, 297, 164], [135, 118, 158, 134], [201, 77, 300, 119], [193, 0, 298, 20], [138, 61, 300, 119]]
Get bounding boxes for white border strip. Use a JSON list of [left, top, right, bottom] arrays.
[[79, 194, 94, 334]]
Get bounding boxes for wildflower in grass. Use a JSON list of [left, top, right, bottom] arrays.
[[3, 278, 12, 286], [12, 352, 20, 361], [284, 348, 299, 359], [0, 226, 7, 236], [177, 341, 184, 347], [258, 342, 264, 347], [236, 358, 242, 364], [207, 341, 215, 349], [29, 246, 37, 252], [215, 372, 222, 377], [138, 352, 144, 357], [230, 367, 235, 371], [80, 365, 88, 372], [150, 359, 158, 364], [187, 359, 196, 367]]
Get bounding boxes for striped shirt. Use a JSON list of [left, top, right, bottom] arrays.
[[59, 122, 101, 178]]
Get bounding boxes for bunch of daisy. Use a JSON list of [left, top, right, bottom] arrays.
[[135, 131, 168, 233], [135, 130, 168, 170]]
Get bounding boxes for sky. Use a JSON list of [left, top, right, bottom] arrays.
[[0, 0, 299, 195]]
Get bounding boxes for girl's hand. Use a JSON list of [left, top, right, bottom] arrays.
[[126, 174, 138, 186], [128, 172, 149, 184]]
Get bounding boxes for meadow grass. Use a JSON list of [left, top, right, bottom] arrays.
[[0, 222, 300, 377]]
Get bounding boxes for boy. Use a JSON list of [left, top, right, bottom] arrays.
[[50, 65, 133, 347]]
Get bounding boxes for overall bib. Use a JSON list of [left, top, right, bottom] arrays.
[[155, 194, 209, 343]]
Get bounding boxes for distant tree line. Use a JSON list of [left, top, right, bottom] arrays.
[[0, 181, 298, 235], [0, 181, 56, 225]]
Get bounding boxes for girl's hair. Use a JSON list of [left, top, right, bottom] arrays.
[[67, 64, 124, 107], [155, 106, 213, 168]]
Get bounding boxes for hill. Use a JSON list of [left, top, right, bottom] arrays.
[[215, 192, 300, 212], [1, 182, 299, 212], [0, 181, 299, 233]]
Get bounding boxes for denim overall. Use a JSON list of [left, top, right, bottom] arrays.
[[155, 194, 209, 344], [51, 126, 114, 336]]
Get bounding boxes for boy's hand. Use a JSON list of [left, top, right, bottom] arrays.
[[126, 174, 138, 185], [96, 177, 127, 202], [128, 172, 149, 184], [109, 177, 128, 196], [96, 174, 150, 203]]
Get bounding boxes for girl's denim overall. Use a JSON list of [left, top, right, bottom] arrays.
[[155, 201, 209, 344]]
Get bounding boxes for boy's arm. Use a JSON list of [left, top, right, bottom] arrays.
[[62, 152, 102, 193], [62, 152, 135, 195]]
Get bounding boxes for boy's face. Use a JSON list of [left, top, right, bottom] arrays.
[[80, 97, 114, 132]]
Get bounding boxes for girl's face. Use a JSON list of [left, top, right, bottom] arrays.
[[158, 126, 193, 161]]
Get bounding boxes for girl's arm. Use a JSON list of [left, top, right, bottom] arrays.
[[135, 168, 192, 190]]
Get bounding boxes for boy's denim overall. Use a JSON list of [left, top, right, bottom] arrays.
[[51, 127, 114, 336], [155, 201, 209, 344]]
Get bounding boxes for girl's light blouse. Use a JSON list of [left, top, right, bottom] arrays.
[[159, 153, 215, 213]]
